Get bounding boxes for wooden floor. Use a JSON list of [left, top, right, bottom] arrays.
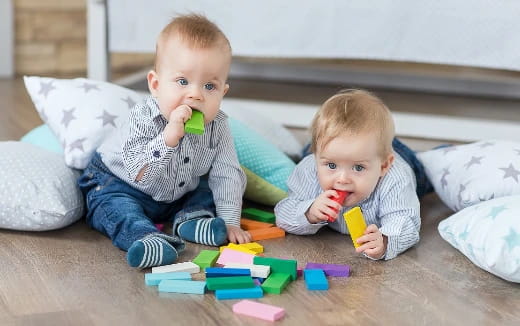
[[1, 77, 520, 325]]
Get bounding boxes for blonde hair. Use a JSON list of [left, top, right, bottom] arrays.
[[310, 89, 395, 158], [154, 14, 232, 71]]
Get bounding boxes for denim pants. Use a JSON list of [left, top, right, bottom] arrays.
[[78, 153, 216, 251], [301, 137, 433, 198]]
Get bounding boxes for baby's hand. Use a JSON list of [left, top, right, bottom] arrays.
[[226, 225, 251, 244], [355, 224, 387, 259], [163, 104, 192, 147], [305, 189, 343, 224]]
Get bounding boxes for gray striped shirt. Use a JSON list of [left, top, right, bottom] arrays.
[[274, 152, 420, 260], [97, 96, 246, 226]]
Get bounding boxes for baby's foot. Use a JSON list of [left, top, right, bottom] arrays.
[[177, 217, 227, 246], [127, 235, 178, 268]]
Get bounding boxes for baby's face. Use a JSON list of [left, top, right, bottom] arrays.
[[149, 36, 230, 123], [315, 131, 393, 206]]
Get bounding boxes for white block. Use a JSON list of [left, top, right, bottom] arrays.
[[151, 261, 200, 274], [224, 263, 270, 279]]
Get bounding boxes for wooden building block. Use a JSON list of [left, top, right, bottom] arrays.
[[327, 190, 349, 222], [343, 206, 367, 248], [216, 248, 255, 266], [184, 110, 204, 134], [224, 263, 270, 278], [248, 227, 285, 241], [192, 250, 220, 270], [206, 276, 255, 290], [241, 208, 276, 223], [144, 272, 191, 286], [232, 299, 285, 322], [240, 218, 274, 230], [305, 262, 350, 277], [151, 261, 200, 274], [260, 273, 291, 294], [240, 242, 264, 253], [219, 243, 257, 255], [304, 269, 329, 290], [253, 256, 297, 281], [205, 267, 251, 278], [215, 286, 263, 300], [158, 280, 206, 294]]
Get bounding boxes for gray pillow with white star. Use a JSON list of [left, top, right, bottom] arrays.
[[23, 76, 143, 169], [0, 141, 84, 231], [417, 140, 520, 211]]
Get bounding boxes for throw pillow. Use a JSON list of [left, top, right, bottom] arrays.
[[438, 195, 520, 283], [417, 140, 520, 211], [0, 141, 84, 231]]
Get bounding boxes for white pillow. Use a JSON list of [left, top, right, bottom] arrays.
[[0, 141, 84, 231], [23, 76, 143, 169], [438, 195, 520, 283], [417, 140, 520, 211]]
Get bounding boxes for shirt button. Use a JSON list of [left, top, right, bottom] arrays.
[[153, 150, 160, 158], [184, 157, 190, 163], [178, 181, 185, 187]]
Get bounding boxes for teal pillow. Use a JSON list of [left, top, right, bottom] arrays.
[[20, 124, 63, 154], [229, 118, 295, 206], [22, 121, 295, 206]]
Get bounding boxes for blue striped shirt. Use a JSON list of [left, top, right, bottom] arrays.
[[274, 152, 420, 260], [97, 96, 246, 226]]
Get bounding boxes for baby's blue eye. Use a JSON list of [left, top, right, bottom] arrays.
[[204, 83, 215, 90], [327, 162, 337, 169], [353, 164, 364, 172], [178, 78, 188, 86]]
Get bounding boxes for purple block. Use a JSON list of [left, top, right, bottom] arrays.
[[305, 262, 350, 277]]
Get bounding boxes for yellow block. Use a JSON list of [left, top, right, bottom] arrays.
[[240, 242, 264, 254], [219, 243, 257, 255], [343, 206, 367, 248]]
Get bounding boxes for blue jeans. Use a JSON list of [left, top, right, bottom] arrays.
[[78, 153, 217, 251], [301, 138, 433, 198]]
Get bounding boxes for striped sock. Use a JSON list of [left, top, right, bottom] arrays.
[[127, 235, 178, 268], [177, 217, 227, 246]]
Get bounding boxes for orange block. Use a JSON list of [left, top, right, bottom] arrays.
[[248, 227, 286, 241], [241, 218, 274, 230]]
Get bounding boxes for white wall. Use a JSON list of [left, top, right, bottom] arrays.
[[0, 0, 13, 78]]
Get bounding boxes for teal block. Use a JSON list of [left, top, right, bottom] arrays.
[[215, 286, 263, 300], [145, 272, 192, 286], [158, 280, 206, 294], [304, 269, 329, 290]]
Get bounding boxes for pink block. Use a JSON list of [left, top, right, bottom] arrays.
[[232, 300, 285, 322], [216, 248, 255, 266]]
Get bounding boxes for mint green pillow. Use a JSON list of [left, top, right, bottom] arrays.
[[20, 124, 63, 154], [229, 118, 295, 206]]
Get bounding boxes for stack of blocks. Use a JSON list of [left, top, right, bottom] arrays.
[[240, 208, 286, 241], [142, 208, 351, 322]]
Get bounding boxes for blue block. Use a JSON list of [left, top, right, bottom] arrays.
[[304, 269, 329, 290], [158, 280, 206, 294], [215, 286, 263, 300], [205, 267, 251, 278], [145, 272, 192, 286]]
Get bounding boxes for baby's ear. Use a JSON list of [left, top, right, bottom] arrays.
[[380, 153, 395, 177], [147, 70, 159, 97]]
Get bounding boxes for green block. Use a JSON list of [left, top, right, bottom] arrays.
[[192, 250, 220, 270], [241, 208, 276, 224], [253, 256, 297, 281], [185, 110, 204, 135], [206, 276, 255, 291], [261, 273, 291, 294]]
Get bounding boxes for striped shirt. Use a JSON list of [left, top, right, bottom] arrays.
[[274, 152, 420, 260], [97, 96, 246, 226]]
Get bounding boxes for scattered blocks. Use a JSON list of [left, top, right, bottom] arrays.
[[261, 272, 291, 294], [240, 218, 274, 230], [304, 269, 329, 290], [158, 279, 206, 294], [232, 299, 285, 322], [206, 276, 255, 290], [184, 109, 204, 135], [192, 250, 220, 270], [241, 208, 276, 224], [305, 262, 350, 277], [248, 227, 285, 241], [224, 263, 270, 278], [215, 286, 263, 300], [343, 206, 367, 248], [254, 256, 297, 281], [219, 243, 258, 255], [145, 272, 191, 286], [216, 248, 255, 265], [205, 267, 251, 278], [152, 261, 200, 274]]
